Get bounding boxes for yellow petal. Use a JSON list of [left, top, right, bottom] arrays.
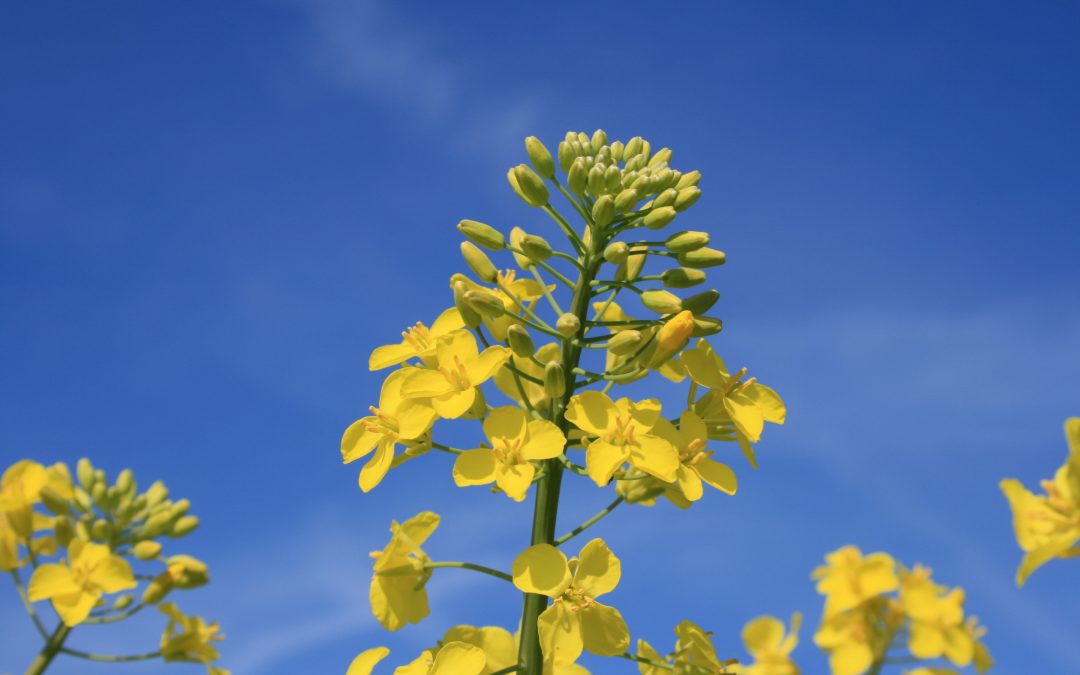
[[369, 575, 428, 632], [27, 563, 80, 601], [680, 339, 728, 389], [627, 435, 679, 482], [433, 388, 477, 419], [748, 383, 786, 424], [737, 433, 759, 469], [538, 603, 583, 665], [467, 346, 511, 384], [430, 642, 487, 675], [431, 308, 466, 337], [724, 392, 766, 443], [676, 464, 704, 501], [396, 399, 437, 439], [828, 640, 874, 675], [679, 411, 708, 442], [398, 511, 440, 547], [346, 647, 390, 675], [910, 622, 946, 659], [572, 539, 621, 598], [579, 602, 629, 657], [369, 342, 415, 371], [566, 391, 617, 437], [453, 450, 498, 487], [342, 418, 380, 463], [636, 639, 668, 675], [378, 368, 409, 411], [359, 440, 395, 492], [484, 407, 529, 446], [522, 420, 566, 460], [437, 329, 480, 366], [742, 615, 784, 658], [585, 440, 628, 486], [89, 555, 136, 594], [1017, 536, 1080, 586], [627, 398, 662, 430], [512, 544, 572, 597], [694, 458, 737, 495], [495, 463, 535, 502], [53, 591, 98, 627]]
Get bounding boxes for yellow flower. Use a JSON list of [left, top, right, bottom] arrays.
[[812, 546, 898, 617], [653, 411, 737, 501], [494, 342, 560, 409], [0, 460, 72, 538], [636, 622, 736, 675], [452, 271, 548, 341], [369, 511, 439, 631], [681, 339, 785, 468], [1000, 417, 1080, 585], [401, 330, 510, 419], [565, 391, 680, 486], [342, 369, 438, 492], [395, 625, 517, 675], [27, 539, 136, 626], [512, 539, 629, 666], [159, 602, 227, 673], [813, 607, 877, 675], [740, 613, 801, 675], [368, 308, 465, 370], [453, 406, 566, 501], [899, 567, 973, 667]]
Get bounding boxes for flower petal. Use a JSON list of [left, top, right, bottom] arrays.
[[694, 458, 737, 495], [401, 369, 455, 398], [466, 347, 511, 384], [579, 601, 629, 656], [522, 420, 566, 460], [585, 440, 628, 486], [342, 418, 380, 463], [396, 399, 437, 439], [437, 329, 480, 366], [572, 539, 621, 598], [741, 615, 785, 658], [628, 435, 679, 482], [359, 440, 395, 492], [453, 450, 498, 487], [433, 389, 477, 419], [27, 563, 80, 601], [346, 647, 390, 675], [369, 342, 415, 371], [512, 544, 572, 597], [495, 462, 535, 502], [538, 603, 583, 665], [53, 591, 98, 627], [676, 464, 704, 502], [89, 555, 136, 594], [484, 407, 529, 447], [565, 391, 617, 437]]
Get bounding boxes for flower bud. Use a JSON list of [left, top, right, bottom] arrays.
[[465, 289, 506, 318], [544, 362, 566, 399], [676, 170, 701, 190], [54, 517, 74, 547], [76, 458, 94, 491], [506, 324, 535, 358], [72, 488, 92, 513], [615, 245, 647, 282], [591, 129, 607, 151], [640, 139, 652, 160], [556, 313, 581, 337], [613, 188, 639, 214], [169, 499, 191, 519], [603, 241, 629, 264], [508, 164, 549, 207], [457, 219, 505, 250], [142, 575, 173, 605], [520, 234, 553, 262], [134, 540, 163, 560], [112, 594, 134, 611], [587, 165, 606, 196], [643, 206, 677, 230], [673, 186, 701, 212], [454, 281, 483, 328], [661, 267, 706, 289], [691, 316, 724, 337], [681, 289, 720, 315], [525, 136, 555, 179], [557, 141, 576, 172], [461, 242, 499, 282], [39, 487, 70, 516], [649, 310, 695, 366], [625, 136, 643, 158], [145, 480, 168, 507], [665, 230, 709, 253], [604, 165, 621, 193], [91, 482, 107, 507], [616, 475, 665, 504], [610, 140, 624, 162], [678, 247, 726, 268], [171, 515, 200, 537], [115, 468, 134, 495], [592, 195, 615, 228], [568, 159, 588, 194], [144, 512, 172, 538], [508, 227, 533, 269], [607, 330, 643, 356], [90, 519, 110, 541], [167, 555, 210, 588], [649, 147, 672, 167], [641, 290, 683, 314], [651, 188, 678, 209]]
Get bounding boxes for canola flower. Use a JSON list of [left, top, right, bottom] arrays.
[[736, 613, 801, 675], [401, 329, 510, 418], [28, 539, 136, 626]]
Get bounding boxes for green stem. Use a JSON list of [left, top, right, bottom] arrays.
[[60, 647, 162, 663], [82, 602, 145, 624], [430, 442, 463, 456], [423, 561, 513, 583], [542, 205, 585, 255], [554, 497, 624, 546], [24, 623, 72, 675], [528, 265, 564, 315], [616, 652, 673, 670]]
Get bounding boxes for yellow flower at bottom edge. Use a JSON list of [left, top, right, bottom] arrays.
[[899, 566, 973, 667], [395, 625, 517, 675], [369, 511, 439, 631], [740, 613, 801, 675], [512, 538, 629, 667], [159, 602, 228, 674], [27, 539, 135, 626], [674, 619, 733, 674], [454, 406, 566, 501], [401, 330, 510, 418], [813, 607, 876, 675], [812, 546, 898, 617]]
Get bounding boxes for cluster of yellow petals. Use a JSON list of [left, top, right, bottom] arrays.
[[0, 459, 73, 541], [369, 511, 439, 631], [159, 601, 231, 675], [735, 613, 801, 675], [27, 539, 136, 626], [637, 619, 737, 674], [1000, 417, 1080, 585], [453, 406, 566, 501]]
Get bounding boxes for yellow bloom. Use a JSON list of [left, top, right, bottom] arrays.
[[512, 539, 629, 666], [812, 546, 898, 617], [369, 511, 439, 631], [452, 271, 548, 341], [899, 567, 973, 667], [401, 330, 510, 418], [0, 460, 72, 538], [740, 613, 801, 675], [565, 391, 680, 486], [27, 539, 136, 626], [368, 308, 465, 370], [673, 620, 733, 674], [813, 607, 877, 675], [395, 625, 517, 675], [159, 602, 227, 673], [346, 647, 390, 675], [1000, 417, 1080, 585], [653, 411, 737, 501], [681, 339, 785, 468], [342, 369, 438, 492], [494, 342, 560, 409], [454, 407, 566, 501]]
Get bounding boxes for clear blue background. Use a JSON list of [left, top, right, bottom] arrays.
[[2, 2, 1078, 673]]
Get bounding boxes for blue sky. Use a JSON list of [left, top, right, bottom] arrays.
[[2, 1, 1079, 673]]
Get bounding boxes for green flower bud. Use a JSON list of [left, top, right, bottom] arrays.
[[454, 281, 483, 328], [691, 316, 724, 337], [134, 540, 163, 560], [544, 362, 566, 399], [604, 165, 621, 193], [39, 487, 70, 516], [640, 139, 652, 161], [556, 313, 581, 337], [520, 234, 553, 262], [587, 165, 606, 196], [91, 482, 107, 507], [592, 196, 615, 228], [457, 219, 505, 250], [610, 140, 625, 162], [506, 324, 535, 358], [76, 458, 94, 491], [568, 159, 588, 195], [171, 515, 200, 537], [625, 136, 643, 158], [665, 230, 710, 253], [643, 206, 677, 230], [507, 164, 549, 207], [508, 227, 532, 269], [673, 186, 701, 212], [676, 170, 701, 190], [607, 330, 643, 356], [591, 129, 607, 151], [614, 188, 639, 213], [603, 241, 629, 265], [577, 131, 590, 146], [145, 481, 168, 507], [682, 289, 720, 315], [116, 468, 135, 495], [142, 577, 172, 605], [649, 147, 672, 167], [144, 512, 171, 537], [651, 188, 678, 209], [73, 488, 92, 513], [113, 594, 134, 611], [661, 268, 706, 289], [525, 136, 555, 179], [641, 290, 683, 314], [90, 519, 110, 541], [94, 469, 106, 485], [169, 499, 191, 520], [616, 475, 665, 504], [461, 241, 499, 282], [54, 518, 75, 547], [465, 289, 506, 318], [615, 245, 647, 282], [677, 247, 727, 268], [557, 141, 576, 172]]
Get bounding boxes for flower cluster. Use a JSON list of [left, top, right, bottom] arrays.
[[342, 130, 787, 673], [1000, 417, 1080, 585], [0, 457, 227, 674]]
